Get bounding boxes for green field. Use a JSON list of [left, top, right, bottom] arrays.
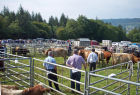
[[0, 53, 139, 95]]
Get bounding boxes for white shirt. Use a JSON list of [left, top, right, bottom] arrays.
[[87, 52, 98, 63]]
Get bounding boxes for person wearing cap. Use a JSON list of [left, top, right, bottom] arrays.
[[87, 48, 98, 71], [43, 51, 60, 91], [66, 49, 86, 92]]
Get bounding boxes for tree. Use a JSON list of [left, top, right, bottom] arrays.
[[127, 27, 140, 42], [65, 19, 79, 39], [56, 27, 67, 40], [59, 13, 68, 26]]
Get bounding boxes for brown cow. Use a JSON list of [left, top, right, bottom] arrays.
[[1, 84, 51, 95], [43, 48, 68, 63], [102, 51, 112, 64], [78, 49, 112, 65], [78, 49, 92, 60], [12, 47, 30, 56]]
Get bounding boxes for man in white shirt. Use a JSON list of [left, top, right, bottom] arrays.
[[87, 48, 98, 71]]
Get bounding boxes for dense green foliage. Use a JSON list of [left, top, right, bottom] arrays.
[[127, 27, 140, 42], [0, 6, 135, 42]]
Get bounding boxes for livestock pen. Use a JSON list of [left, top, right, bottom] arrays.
[[0, 52, 33, 89], [0, 50, 140, 95]]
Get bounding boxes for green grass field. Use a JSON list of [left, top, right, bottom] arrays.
[[0, 53, 139, 95]]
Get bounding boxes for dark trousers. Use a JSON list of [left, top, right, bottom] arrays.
[[90, 62, 96, 71], [48, 69, 59, 90], [70, 71, 81, 91]]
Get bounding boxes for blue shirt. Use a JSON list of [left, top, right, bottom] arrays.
[[43, 56, 56, 70]]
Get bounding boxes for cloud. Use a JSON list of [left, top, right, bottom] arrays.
[[0, 0, 140, 20]]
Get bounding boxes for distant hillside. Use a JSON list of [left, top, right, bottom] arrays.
[[102, 18, 140, 32]]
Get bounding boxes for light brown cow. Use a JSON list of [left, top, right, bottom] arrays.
[[112, 53, 140, 65], [43, 48, 68, 63]]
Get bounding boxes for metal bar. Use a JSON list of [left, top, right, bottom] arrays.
[[89, 73, 140, 86], [33, 58, 85, 73], [89, 85, 121, 95], [0, 72, 29, 77], [84, 71, 88, 95], [7, 72, 30, 85], [119, 88, 128, 94], [10, 60, 30, 66], [0, 57, 30, 61], [8, 69, 29, 79], [136, 62, 140, 95], [7, 64, 29, 73], [34, 71, 85, 85], [34, 73, 84, 94], [91, 76, 129, 94], [34, 79, 66, 95], [90, 62, 130, 73], [0, 65, 30, 69], [111, 83, 127, 92], [6, 76, 27, 89]]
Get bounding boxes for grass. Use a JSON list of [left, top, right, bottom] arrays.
[[0, 52, 139, 95]]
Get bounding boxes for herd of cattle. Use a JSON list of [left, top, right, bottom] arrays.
[[41, 46, 140, 65], [9, 46, 140, 65]]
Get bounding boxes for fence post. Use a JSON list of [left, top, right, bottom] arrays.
[[84, 71, 88, 95], [136, 61, 140, 95], [30, 57, 34, 87], [128, 61, 132, 95]]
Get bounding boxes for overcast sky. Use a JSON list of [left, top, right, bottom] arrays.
[[0, 0, 140, 21]]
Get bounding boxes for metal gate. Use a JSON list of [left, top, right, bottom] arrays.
[[0, 52, 33, 89], [85, 61, 140, 95]]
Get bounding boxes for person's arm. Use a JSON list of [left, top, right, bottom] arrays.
[[53, 59, 57, 71], [81, 57, 86, 70], [87, 53, 91, 63], [43, 59, 47, 70], [66, 57, 71, 67]]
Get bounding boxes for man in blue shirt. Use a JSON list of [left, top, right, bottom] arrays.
[[43, 51, 60, 91], [87, 48, 98, 71]]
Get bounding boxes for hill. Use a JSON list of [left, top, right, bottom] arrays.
[[102, 18, 140, 32]]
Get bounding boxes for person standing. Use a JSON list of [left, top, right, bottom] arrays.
[[87, 48, 98, 71], [66, 49, 86, 91], [43, 51, 60, 91]]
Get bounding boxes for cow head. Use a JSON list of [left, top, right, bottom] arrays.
[[78, 49, 85, 59]]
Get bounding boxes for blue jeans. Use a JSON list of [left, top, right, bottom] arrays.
[[70, 70, 81, 91]]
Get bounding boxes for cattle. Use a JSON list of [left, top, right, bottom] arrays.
[[78, 49, 92, 60], [73, 46, 85, 50], [43, 48, 68, 63], [102, 51, 112, 64], [1, 84, 51, 95], [78, 49, 112, 66], [112, 53, 140, 65], [12, 47, 30, 56]]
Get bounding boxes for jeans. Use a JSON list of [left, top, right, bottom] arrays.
[[70, 71, 81, 91], [90, 62, 96, 71], [48, 69, 60, 90]]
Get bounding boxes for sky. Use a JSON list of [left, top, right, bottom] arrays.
[[0, 0, 140, 21]]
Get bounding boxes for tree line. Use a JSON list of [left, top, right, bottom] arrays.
[[0, 6, 139, 42]]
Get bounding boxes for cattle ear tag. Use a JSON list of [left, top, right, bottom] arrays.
[[15, 58, 18, 63]]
